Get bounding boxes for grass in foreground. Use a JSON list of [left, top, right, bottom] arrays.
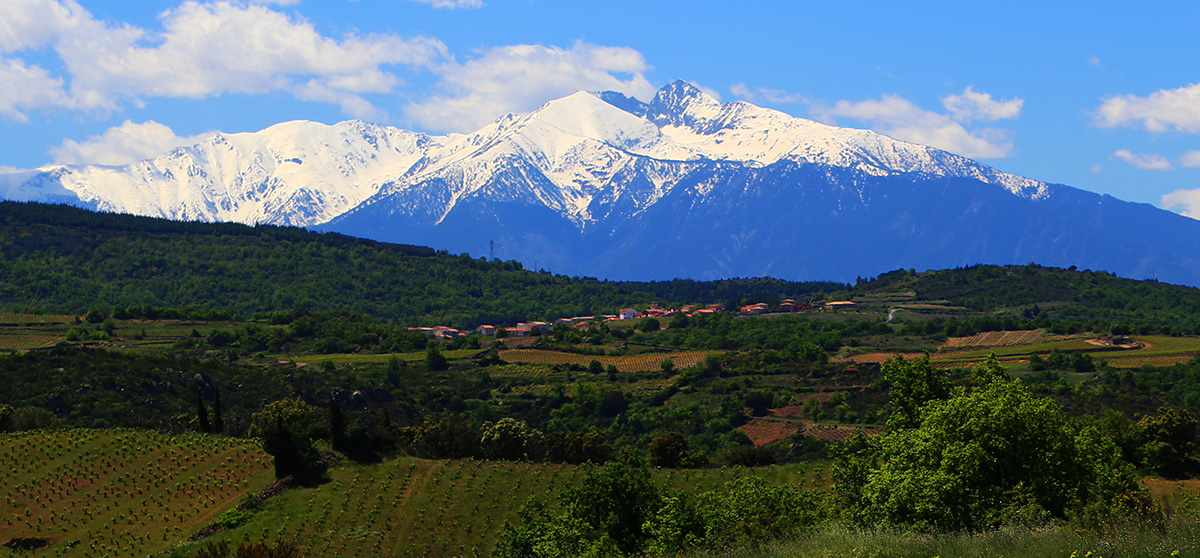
[[710, 520, 1200, 558]]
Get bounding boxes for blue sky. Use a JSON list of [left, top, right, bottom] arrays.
[[4, 0, 1200, 216]]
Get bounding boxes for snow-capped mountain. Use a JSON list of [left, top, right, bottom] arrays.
[[7, 80, 1200, 285]]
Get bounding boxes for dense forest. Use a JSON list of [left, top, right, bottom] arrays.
[[0, 202, 843, 327]]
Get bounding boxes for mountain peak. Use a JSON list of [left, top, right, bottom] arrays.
[[650, 80, 719, 115]]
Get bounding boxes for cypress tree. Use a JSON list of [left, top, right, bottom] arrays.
[[330, 395, 347, 452], [197, 392, 211, 434], [211, 385, 224, 435]]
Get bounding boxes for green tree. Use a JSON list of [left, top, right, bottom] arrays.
[[547, 431, 612, 465], [411, 420, 479, 458], [261, 416, 327, 485], [248, 399, 324, 440], [480, 418, 546, 461], [846, 376, 1136, 532], [743, 391, 773, 417], [1138, 405, 1199, 477], [0, 404, 12, 432], [588, 359, 605, 375], [645, 477, 825, 555], [648, 432, 689, 468], [882, 355, 948, 430], [425, 345, 449, 371], [561, 461, 661, 555]]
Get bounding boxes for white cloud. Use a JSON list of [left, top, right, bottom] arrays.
[[49, 120, 214, 166], [1096, 83, 1200, 133], [0, 57, 72, 122], [0, 0, 447, 120], [1163, 188, 1200, 219], [812, 93, 1017, 158], [940, 86, 1023, 122], [1179, 150, 1200, 168], [405, 41, 655, 132], [410, 0, 483, 8], [730, 82, 806, 104], [1088, 55, 1101, 67], [0, 0, 91, 52], [1111, 148, 1173, 171]]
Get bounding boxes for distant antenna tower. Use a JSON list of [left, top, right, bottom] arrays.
[[490, 240, 494, 260]]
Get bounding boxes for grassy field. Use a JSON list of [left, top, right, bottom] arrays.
[[0, 429, 273, 557], [712, 520, 1200, 558]]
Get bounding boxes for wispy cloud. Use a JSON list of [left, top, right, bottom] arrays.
[[940, 86, 1023, 122], [405, 41, 656, 132], [1111, 148, 1174, 170], [49, 120, 214, 166], [1163, 188, 1200, 219], [811, 87, 1023, 158], [730, 82, 808, 104], [0, 0, 447, 121], [410, 0, 483, 8], [1095, 83, 1200, 133], [1179, 150, 1200, 168]]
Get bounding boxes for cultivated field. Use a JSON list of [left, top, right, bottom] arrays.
[[941, 329, 1069, 348], [0, 331, 64, 350], [0, 429, 272, 557], [0, 314, 75, 325], [176, 453, 824, 557], [498, 349, 711, 372]]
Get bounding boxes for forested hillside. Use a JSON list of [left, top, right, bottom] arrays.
[[0, 202, 842, 327]]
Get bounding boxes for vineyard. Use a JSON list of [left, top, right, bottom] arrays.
[[940, 329, 1067, 349], [0, 332, 63, 350], [0, 314, 75, 325], [1105, 354, 1197, 368], [498, 349, 711, 372], [174, 455, 822, 558], [738, 419, 800, 446], [0, 429, 272, 557], [188, 457, 579, 558]]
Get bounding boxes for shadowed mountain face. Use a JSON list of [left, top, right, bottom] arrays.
[[6, 81, 1200, 285], [326, 156, 1200, 285]]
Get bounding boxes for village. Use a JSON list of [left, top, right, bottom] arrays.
[[405, 298, 858, 339]]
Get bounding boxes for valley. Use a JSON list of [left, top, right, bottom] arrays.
[[4, 206, 1200, 555]]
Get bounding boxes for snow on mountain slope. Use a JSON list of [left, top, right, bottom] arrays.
[[0, 80, 1047, 228], [3, 120, 435, 226], [633, 81, 1046, 198]]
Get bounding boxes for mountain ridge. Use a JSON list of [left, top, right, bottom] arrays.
[[5, 80, 1200, 285]]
